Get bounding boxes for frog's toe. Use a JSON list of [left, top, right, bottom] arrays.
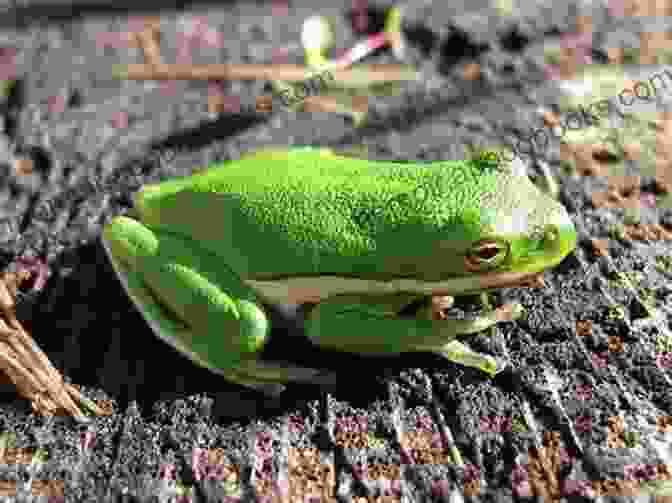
[[429, 301, 524, 336], [437, 340, 509, 377]]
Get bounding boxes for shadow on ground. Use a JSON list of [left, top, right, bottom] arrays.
[[11, 239, 460, 422]]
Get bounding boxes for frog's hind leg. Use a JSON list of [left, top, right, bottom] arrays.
[[304, 294, 522, 376], [103, 216, 334, 395]]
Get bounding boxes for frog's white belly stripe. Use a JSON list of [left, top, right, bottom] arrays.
[[245, 270, 541, 304]]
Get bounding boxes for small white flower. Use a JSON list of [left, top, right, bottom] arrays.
[[301, 16, 335, 53]]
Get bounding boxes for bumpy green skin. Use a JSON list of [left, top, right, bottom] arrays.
[[102, 146, 577, 393], [129, 147, 572, 279]]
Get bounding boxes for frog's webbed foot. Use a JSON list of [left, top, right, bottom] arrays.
[[304, 294, 523, 377], [219, 360, 337, 396], [416, 296, 524, 329], [414, 297, 523, 376]]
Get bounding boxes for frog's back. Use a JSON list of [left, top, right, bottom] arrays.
[[137, 148, 504, 279]]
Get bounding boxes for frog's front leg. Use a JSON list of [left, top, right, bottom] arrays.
[[103, 216, 331, 395], [304, 294, 523, 376]]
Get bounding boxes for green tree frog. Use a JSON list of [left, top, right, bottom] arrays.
[[102, 146, 577, 394]]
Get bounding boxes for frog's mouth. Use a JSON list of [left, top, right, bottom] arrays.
[[246, 218, 575, 305], [244, 270, 547, 306]]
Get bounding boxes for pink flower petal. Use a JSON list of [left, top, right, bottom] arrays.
[[127, 17, 149, 32], [562, 479, 594, 497], [511, 464, 528, 483], [96, 32, 130, 48], [334, 32, 389, 68], [513, 480, 532, 497], [463, 464, 480, 481], [415, 414, 432, 429], [175, 36, 193, 64], [207, 81, 225, 94], [95, 32, 112, 48], [544, 64, 562, 81], [14, 256, 50, 291], [0, 49, 17, 81], [220, 96, 241, 113], [353, 12, 369, 31], [272, 0, 289, 16], [0, 65, 15, 81], [207, 463, 227, 481], [335, 47, 349, 60], [288, 414, 304, 432], [274, 477, 289, 495], [608, 0, 626, 17], [559, 448, 575, 465], [159, 463, 177, 480], [192, 448, 207, 481], [272, 48, 291, 64], [0, 47, 17, 64], [352, 461, 368, 479], [191, 17, 209, 35], [159, 81, 178, 96], [48, 95, 67, 114], [575, 384, 593, 400], [432, 479, 451, 497], [479, 416, 494, 432], [575, 416, 593, 433], [200, 29, 224, 48], [111, 111, 129, 129], [657, 352, 672, 369], [624, 463, 643, 481], [181, 17, 223, 48], [80, 431, 96, 452], [641, 193, 657, 208], [592, 352, 607, 369], [561, 32, 593, 50], [181, 17, 207, 40]]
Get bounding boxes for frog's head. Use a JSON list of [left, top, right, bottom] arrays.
[[393, 155, 577, 296], [464, 157, 575, 291]]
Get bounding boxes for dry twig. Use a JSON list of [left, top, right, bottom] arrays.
[[113, 62, 419, 85], [0, 269, 105, 420], [112, 15, 418, 126]]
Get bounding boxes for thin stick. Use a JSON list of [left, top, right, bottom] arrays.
[[135, 28, 163, 66], [7, 322, 81, 415], [0, 342, 44, 397], [113, 63, 420, 85], [65, 383, 106, 416], [0, 317, 85, 417], [0, 325, 50, 388], [302, 95, 369, 125], [0, 272, 101, 418], [303, 95, 370, 113]]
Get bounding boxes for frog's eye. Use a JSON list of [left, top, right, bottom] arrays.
[[465, 239, 509, 271], [471, 150, 503, 171], [478, 151, 499, 162]]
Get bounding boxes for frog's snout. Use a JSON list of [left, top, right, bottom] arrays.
[[553, 219, 577, 253], [541, 209, 577, 264]]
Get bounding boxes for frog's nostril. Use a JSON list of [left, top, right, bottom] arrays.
[[547, 218, 578, 256], [544, 225, 559, 243]]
